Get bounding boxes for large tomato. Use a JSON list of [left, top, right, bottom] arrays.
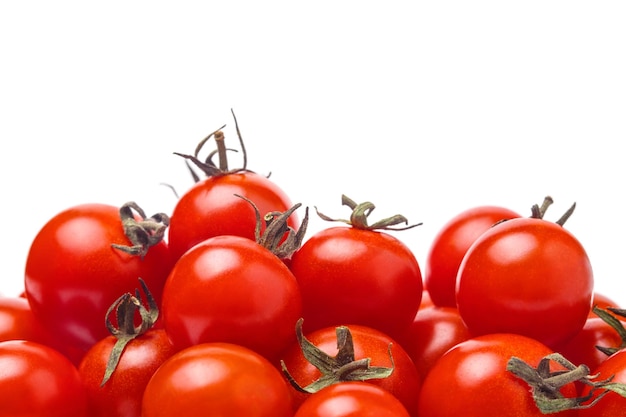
[[161, 233, 303, 363], [24, 202, 173, 364], [417, 333, 580, 416], [288, 195, 423, 339], [424, 205, 521, 307], [455, 204, 593, 349], [280, 320, 421, 417], [0, 340, 88, 417], [293, 381, 411, 417], [142, 342, 294, 417], [168, 118, 298, 262]]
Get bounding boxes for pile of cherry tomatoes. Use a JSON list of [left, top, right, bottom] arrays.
[[1, 114, 626, 417]]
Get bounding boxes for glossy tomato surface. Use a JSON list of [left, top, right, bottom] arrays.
[[167, 171, 298, 261], [24, 203, 173, 364], [142, 342, 293, 417], [0, 295, 53, 345], [424, 205, 521, 307], [162, 234, 302, 363], [456, 217, 593, 349], [0, 340, 88, 417], [293, 381, 411, 417], [418, 333, 579, 417], [289, 226, 423, 339], [280, 323, 421, 416]]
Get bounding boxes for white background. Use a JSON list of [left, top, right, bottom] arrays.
[[1, 2, 625, 305]]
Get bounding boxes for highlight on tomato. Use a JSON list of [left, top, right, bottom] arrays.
[[141, 342, 294, 417], [455, 197, 593, 349], [167, 110, 299, 262], [24, 201, 173, 365], [288, 195, 423, 340]]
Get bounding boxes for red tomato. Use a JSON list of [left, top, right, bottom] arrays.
[[161, 234, 302, 363], [456, 216, 593, 349], [78, 328, 176, 417], [395, 306, 471, 381], [24, 203, 173, 364], [418, 333, 579, 417], [293, 381, 411, 417], [280, 322, 421, 417], [142, 342, 294, 417], [424, 205, 521, 307], [0, 296, 53, 345], [578, 348, 626, 416], [0, 340, 88, 416], [590, 292, 625, 320], [557, 317, 624, 376], [289, 225, 422, 340]]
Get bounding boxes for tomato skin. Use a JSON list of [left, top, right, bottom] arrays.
[[0, 296, 53, 345], [142, 342, 294, 417], [280, 323, 421, 417], [161, 235, 302, 363], [417, 333, 579, 417], [0, 340, 88, 417], [167, 172, 298, 261], [289, 226, 423, 339], [456, 217, 593, 349], [577, 349, 626, 416], [78, 328, 176, 417], [24, 204, 173, 364], [294, 381, 411, 417], [556, 317, 623, 377], [395, 306, 471, 381], [424, 206, 521, 307]]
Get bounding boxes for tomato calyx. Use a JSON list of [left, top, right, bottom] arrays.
[[174, 109, 255, 179], [111, 201, 170, 259], [315, 194, 422, 231], [280, 318, 395, 394], [506, 352, 626, 413], [100, 278, 159, 386], [592, 305, 626, 356], [237, 194, 309, 260], [529, 195, 576, 226]]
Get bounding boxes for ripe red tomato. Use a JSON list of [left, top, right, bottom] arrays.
[[289, 197, 423, 339], [161, 234, 302, 363], [395, 306, 471, 381], [280, 322, 421, 416], [0, 295, 53, 345], [78, 328, 176, 417], [417, 333, 579, 416], [293, 381, 411, 417], [424, 205, 521, 307], [578, 348, 626, 416], [456, 216, 593, 349], [142, 342, 294, 417], [0, 340, 88, 416], [24, 203, 173, 365]]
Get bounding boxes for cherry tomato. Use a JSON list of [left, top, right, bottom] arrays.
[[0, 340, 88, 416], [578, 348, 626, 416], [161, 234, 302, 363], [78, 328, 176, 417], [24, 203, 173, 364], [424, 205, 521, 307], [142, 342, 294, 417], [0, 295, 53, 345], [280, 322, 421, 416], [456, 215, 593, 349], [395, 306, 471, 380], [293, 381, 411, 417], [417, 333, 579, 416], [289, 196, 423, 339]]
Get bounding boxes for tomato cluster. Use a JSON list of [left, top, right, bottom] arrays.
[[2, 114, 626, 416]]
